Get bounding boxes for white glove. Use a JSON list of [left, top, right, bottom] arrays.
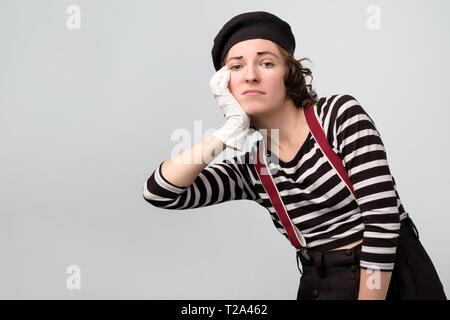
[[209, 65, 251, 151]]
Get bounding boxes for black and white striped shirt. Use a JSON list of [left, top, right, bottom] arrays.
[[143, 94, 408, 271]]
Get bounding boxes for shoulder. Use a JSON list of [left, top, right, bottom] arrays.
[[311, 94, 377, 145], [315, 94, 362, 119], [314, 94, 375, 128]]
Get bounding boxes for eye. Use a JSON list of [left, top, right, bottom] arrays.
[[229, 62, 273, 71]]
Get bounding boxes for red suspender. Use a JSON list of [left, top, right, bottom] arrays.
[[255, 142, 307, 250], [254, 104, 356, 255], [303, 105, 356, 198]]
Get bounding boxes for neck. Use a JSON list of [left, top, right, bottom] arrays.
[[252, 99, 307, 152]]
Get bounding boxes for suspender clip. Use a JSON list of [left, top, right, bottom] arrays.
[[300, 248, 311, 262]]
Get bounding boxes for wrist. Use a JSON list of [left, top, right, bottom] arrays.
[[213, 124, 248, 151]]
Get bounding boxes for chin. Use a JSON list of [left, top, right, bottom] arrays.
[[243, 103, 273, 116]]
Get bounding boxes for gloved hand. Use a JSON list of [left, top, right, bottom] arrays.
[[210, 65, 251, 151]]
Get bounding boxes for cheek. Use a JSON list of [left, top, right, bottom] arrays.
[[265, 75, 286, 98], [228, 76, 240, 96]]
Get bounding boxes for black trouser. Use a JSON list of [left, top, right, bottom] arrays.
[[296, 216, 447, 300]]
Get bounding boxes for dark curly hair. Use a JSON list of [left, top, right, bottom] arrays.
[[220, 43, 318, 130], [276, 44, 318, 110]]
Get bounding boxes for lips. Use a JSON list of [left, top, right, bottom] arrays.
[[243, 90, 265, 95]]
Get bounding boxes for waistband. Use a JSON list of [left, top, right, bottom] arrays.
[[295, 215, 418, 275], [299, 242, 362, 269]]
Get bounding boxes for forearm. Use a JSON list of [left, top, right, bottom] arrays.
[[358, 268, 393, 300], [161, 135, 227, 188]]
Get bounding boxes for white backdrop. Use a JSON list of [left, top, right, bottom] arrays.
[[1, 0, 449, 299]]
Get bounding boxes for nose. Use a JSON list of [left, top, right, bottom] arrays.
[[245, 64, 260, 83]]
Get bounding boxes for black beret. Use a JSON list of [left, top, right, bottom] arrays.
[[211, 11, 296, 71]]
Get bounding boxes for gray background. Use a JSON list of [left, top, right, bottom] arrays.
[[1, 0, 449, 299]]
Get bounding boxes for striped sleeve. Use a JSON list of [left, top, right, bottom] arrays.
[[142, 157, 259, 210], [330, 94, 401, 271]]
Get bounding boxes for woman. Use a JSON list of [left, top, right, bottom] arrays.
[[142, 11, 446, 300]]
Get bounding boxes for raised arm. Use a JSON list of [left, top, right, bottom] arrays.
[[142, 65, 256, 210], [142, 135, 259, 209], [160, 135, 226, 188]]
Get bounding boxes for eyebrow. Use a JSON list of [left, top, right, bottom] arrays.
[[226, 51, 278, 64]]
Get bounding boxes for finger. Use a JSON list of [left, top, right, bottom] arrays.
[[224, 67, 230, 86], [210, 68, 222, 88], [210, 65, 228, 92], [218, 68, 230, 90]]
